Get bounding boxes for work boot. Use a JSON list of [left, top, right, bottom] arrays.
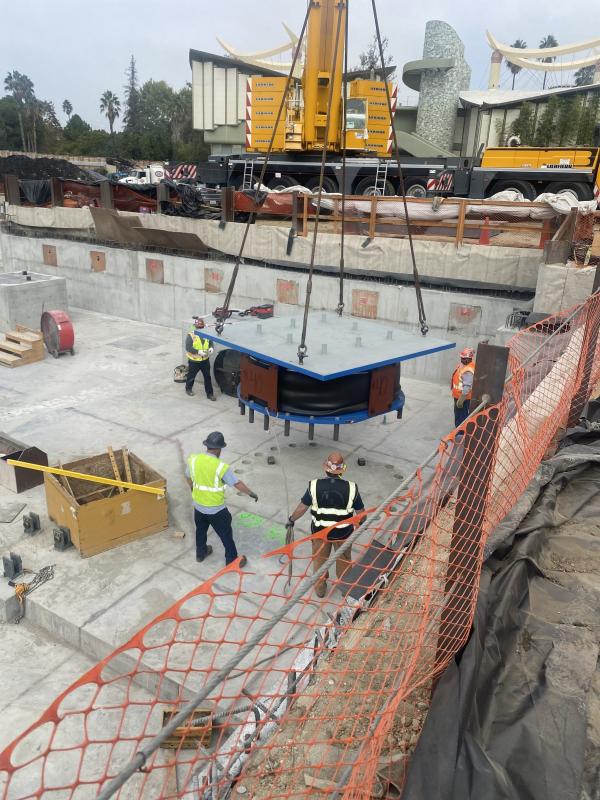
[[186, 388, 195, 397], [207, 394, 217, 402], [238, 555, 247, 568], [196, 545, 213, 562], [315, 581, 327, 598]]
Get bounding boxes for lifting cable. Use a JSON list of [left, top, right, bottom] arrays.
[[371, 0, 429, 336], [338, 0, 350, 316], [215, 5, 311, 335], [298, 3, 345, 363]]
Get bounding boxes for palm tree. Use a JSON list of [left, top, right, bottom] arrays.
[[4, 70, 35, 151], [99, 90, 121, 134], [507, 39, 527, 89], [539, 35, 558, 90], [62, 99, 73, 119]]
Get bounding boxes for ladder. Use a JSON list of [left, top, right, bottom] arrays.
[[241, 160, 255, 191], [373, 160, 389, 196]]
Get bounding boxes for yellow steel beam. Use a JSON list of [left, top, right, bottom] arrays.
[[7, 460, 164, 496]]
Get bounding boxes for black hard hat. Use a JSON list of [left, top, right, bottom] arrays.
[[203, 431, 226, 449]]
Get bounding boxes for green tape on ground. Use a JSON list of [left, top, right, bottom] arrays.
[[237, 512, 265, 528], [266, 525, 287, 543]]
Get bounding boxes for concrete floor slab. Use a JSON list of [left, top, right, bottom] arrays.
[[0, 307, 454, 750], [0, 622, 94, 750]]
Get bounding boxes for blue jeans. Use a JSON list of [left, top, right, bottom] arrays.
[[194, 507, 238, 564], [454, 398, 471, 428]]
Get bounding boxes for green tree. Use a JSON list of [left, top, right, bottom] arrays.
[[574, 66, 596, 87], [539, 35, 558, 90], [555, 95, 582, 145], [99, 90, 121, 134], [0, 96, 23, 149], [511, 102, 535, 144], [507, 39, 527, 89], [576, 91, 600, 145], [64, 113, 91, 141], [533, 95, 559, 145], [123, 55, 141, 133], [354, 34, 395, 80], [4, 70, 34, 150], [62, 99, 73, 119]]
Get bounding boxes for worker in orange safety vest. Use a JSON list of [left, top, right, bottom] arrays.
[[451, 347, 475, 427]]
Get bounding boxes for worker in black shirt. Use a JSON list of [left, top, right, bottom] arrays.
[[287, 452, 365, 598]]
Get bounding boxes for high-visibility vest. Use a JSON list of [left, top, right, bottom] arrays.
[[451, 362, 475, 400], [188, 453, 229, 507], [309, 478, 358, 531], [186, 331, 211, 362]]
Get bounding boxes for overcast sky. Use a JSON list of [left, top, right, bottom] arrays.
[[2, 0, 597, 130]]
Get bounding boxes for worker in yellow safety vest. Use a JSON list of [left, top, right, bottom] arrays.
[[286, 452, 365, 598], [451, 347, 475, 428], [185, 431, 258, 567], [185, 317, 216, 401]]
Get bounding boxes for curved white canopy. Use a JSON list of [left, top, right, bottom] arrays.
[[486, 30, 600, 71]]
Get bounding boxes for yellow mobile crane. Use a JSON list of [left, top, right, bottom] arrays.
[[245, 0, 394, 159]]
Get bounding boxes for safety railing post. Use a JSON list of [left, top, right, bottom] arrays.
[[567, 266, 600, 427], [455, 200, 466, 248], [100, 181, 114, 209], [50, 177, 64, 207], [434, 343, 509, 678]]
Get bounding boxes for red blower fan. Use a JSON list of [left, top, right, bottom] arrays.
[[40, 310, 75, 358]]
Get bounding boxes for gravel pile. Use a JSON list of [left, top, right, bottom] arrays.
[[0, 155, 90, 181]]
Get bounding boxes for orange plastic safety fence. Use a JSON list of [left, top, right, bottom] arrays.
[[1, 295, 599, 800]]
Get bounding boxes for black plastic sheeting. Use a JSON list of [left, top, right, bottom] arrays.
[[403, 403, 600, 800], [19, 179, 51, 205]]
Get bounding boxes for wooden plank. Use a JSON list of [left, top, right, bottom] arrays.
[[0, 352, 20, 366], [0, 341, 31, 356], [455, 200, 466, 248], [57, 460, 76, 498], [122, 447, 133, 484], [107, 447, 124, 494], [368, 194, 377, 239]]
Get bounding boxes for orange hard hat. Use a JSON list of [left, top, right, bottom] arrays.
[[460, 347, 474, 359], [323, 452, 346, 475]]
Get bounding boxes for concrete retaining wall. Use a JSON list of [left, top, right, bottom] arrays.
[[0, 228, 518, 384], [5, 205, 544, 292]]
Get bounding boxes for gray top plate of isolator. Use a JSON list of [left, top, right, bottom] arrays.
[[198, 312, 455, 381]]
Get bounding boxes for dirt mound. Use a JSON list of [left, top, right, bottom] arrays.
[[0, 155, 90, 181]]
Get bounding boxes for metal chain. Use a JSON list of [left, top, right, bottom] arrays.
[[215, 5, 311, 335], [10, 564, 55, 624], [298, 2, 345, 363], [370, 0, 429, 336]]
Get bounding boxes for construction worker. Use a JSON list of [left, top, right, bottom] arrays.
[[451, 347, 475, 427], [287, 452, 364, 598], [186, 431, 259, 567], [185, 317, 216, 401]]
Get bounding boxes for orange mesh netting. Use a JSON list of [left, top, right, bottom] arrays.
[[1, 294, 599, 800]]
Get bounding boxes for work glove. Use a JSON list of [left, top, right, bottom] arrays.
[[456, 396, 465, 409], [249, 491, 259, 502], [208, 347, 214, 355], [285, 518, 295, 532]]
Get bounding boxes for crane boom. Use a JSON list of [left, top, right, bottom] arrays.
[[302, 0, 346, 150], [245, 0, 394, 158]]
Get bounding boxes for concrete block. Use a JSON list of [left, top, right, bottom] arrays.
[[0, 581, 21, 623], [0, 271, 67, 331]]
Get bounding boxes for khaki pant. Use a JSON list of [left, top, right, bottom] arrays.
[[312, 537, 352, 590]]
